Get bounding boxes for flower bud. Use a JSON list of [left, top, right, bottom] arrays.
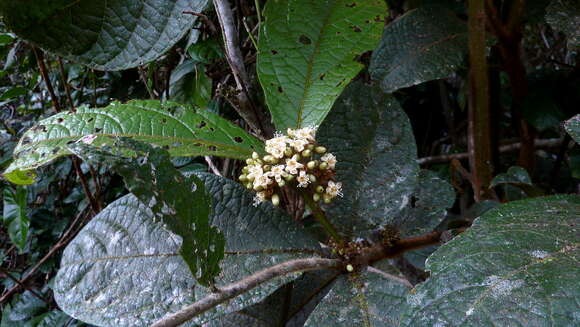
[[263, 165, 271, 172], [253, 184, 264, 191], [307, 161, 317, 170], [239, 174, 248, 182], [301, 149, 312, 157], [242, 166, 250, 173], [245, 182, 253, 189], [319, 162, 329, 170], [307, 144, 315, 150], [263, 155, 275, 163], [246, 158, 254, 165], [316, 185, 324, 193], [277, 179, 286, 187], [252, 152, 260, 160], [308, 174, 317, 183], [247, 175, 255, 182], [284, 174, 295, 181], [292, 154, 301, 161], [315, 146, 327, 154], [346, 264, 354, 272], [271, 194, 280, 206], [255, 159, 264, 165], [284, 148, 293, 157], [323, 194, 332, 204], [313, 193, 321, 202]]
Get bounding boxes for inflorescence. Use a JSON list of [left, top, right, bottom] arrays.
[[239, 127, 343, 206]]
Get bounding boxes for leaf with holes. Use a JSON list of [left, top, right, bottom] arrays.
[[369, 6, 468, 93], [565, 114, 580, 144], [3, 100, 263, 185], [400, 195, 580, 326], [304, 261, 411, 327], [54, 173, 321, 327], [257, 0, 386, 130], [317, 81, 419, 237], [0, 0, 208, 70], [69, 139, 224, 286]]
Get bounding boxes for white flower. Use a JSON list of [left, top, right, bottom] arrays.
[[267, 165, 286, 183], [253, 192, 267, 206], [253, 174, 273, 188], [289, 138, 308, 152], [285, 158, 304, 175], [294, 126, 317, 142], [247, 165, 264, 180], [297, 170, 310, 188], [325, 180, 343, 198], [265, 136, 289, 159], [321, 153, 337, 169]]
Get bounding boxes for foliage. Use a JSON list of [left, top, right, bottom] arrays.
[[0, 0, 578, 326]]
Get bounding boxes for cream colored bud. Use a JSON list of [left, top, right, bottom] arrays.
[[284, 148, 293, 157], [313, 193, 321, 202], [308, 174, 317, 183], [263, 165, 271, 172], [246, 158, 254, 165], [319, 162, 329, 170], [292, 154, 301, 161], [242, 166, 250, 173], [255, 159, 264, 165], [252, 152, 260, 160], [346, 264, 354, 272], [247, 175, 255, 182], [323, 194, 332, 204], [307, 161, 317, 170], [271, 194, 280, 206], [315, 146, 327, 154], [301, 149, 312, 157], [245, 182, 253, 189], [316, 185, 324, 193], [253, 185, 264, 191], [239, 174, 248, 182], [263, 155, 275, 163], [277, 180, 286, 187], [284, 174, 295, 181], [307, 144, 315, 150]]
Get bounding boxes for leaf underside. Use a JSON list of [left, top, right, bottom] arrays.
[[400, 195, 580, 327], [0, 0, 208, 70], [564, 114, 580, 144], [257, 0, 386, 130]]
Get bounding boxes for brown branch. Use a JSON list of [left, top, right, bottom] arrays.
[[0, 267, 49, 304], [57, 57, 76, 112], [213, 0, 270, 137], [150, 258, 343, 327], [417, 138, 565, 166], [72, 157, 101, 214], [33, 48, 61, 112]]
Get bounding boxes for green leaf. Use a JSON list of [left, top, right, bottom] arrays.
[[2, 186, 29, 251], [305, 261, 410, 326], [396, 170, 455, 237], [546, 0, 580, 48], [400, 195, 580, 326], [490, 166, 544, 197], [257, 0, 386, 130], [70, 139, 224, 286], [169, 60, 212, 108], [1, 291, 47, 327], [317, 81, 419, 237], [0, 87, 27, 101], [55, 174, 321, 327], [0, 0, 208, 70], [3, 100, 263, 184], [564, 114, 580, 144], [369, 6, 468, 93]]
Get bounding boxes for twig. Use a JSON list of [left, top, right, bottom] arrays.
[[33, 48, 61, 112], [57, 57, 76, 112], [138, 66, 156, 99], [367, 266, 413, 288], [72, 157, 101, 213], [204, 156, 222, 176], [150, 258, 343, 327], [417, 138, 565, 165], [182, 11, 218, 34], [0, 267, 49, 304], [213, 0, 268, 136]]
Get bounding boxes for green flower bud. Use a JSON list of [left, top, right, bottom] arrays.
[[284, 174, 295, 182], [301, 149, 312, 157], [316, 185, 324, 193], [315, 146, 327, 154], [245, 182, 253, 189], [263, 155, 274, 163], [319, 162, 329, 170], [307, 161, 317, 170], [308, 174, 317, 183], [346, 264, 354, 272], [246, 158, 254, 165], [252, 152, 260, 160], [263, 165, 271, 172], [307, 144, 315, 150], [239, 174, 248, 182], [242, 166, 250, 173], [284, 148, 293, 157], [292, 154, 302, 161], [323, 194, 332, 204], [313, 193, 321, 202], [255, 159, 264, 165], [271, 194, 280, 206], [277, 179, 286, 187], [253, 184, 264, 191], [247, 175, 255, 182]]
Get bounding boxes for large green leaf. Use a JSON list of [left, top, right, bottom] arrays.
[[55, 174, 321, 327], [3, 100, 263, 185], [317, 81, 419, 237], [400, 195, 580, 326], [369, 6, 468, 93], [1, 186, 29, 251], [257, 0, 386, 130], [546, 0, 580, 48], [69, 139, 224, 286], [0, 0, 208, 70], [304, 261, 410, 326], [564, 114, 580, 144]]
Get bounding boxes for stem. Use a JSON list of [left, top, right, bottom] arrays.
[[300, 190, 343, 244]]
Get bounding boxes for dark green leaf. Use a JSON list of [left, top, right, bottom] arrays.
[[55, 174, 321, 327], [0, 0, 209, 70], [257, 0, 386, 130], [0, 291, 47, 327], [2, 186, 29, 251], [0, 87, 27, 101], [369, 6, 468, 93], [70, 139, 224, 285], [3, 100, 263, 185], [400, 195, 580, 326], [564, 114, 580, 144], [305, 261, 410, 326], [491, 166, 544, 197], [546, 0, 580, 48], [318, 81, 419, 237], [170, 60, 212, 108]]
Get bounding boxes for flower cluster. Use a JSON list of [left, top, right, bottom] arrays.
[[239, 127, 342, 206]]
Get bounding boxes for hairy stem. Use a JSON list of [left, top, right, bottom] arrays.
[[300, 190, 343, 244]]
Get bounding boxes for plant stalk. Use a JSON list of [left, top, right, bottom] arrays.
[[300, 190, 343, 244]]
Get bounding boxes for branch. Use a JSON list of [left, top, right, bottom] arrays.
[[367, 266, 413, 288], [150, 258, 343, 327], [213, 0, 269, 137]]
